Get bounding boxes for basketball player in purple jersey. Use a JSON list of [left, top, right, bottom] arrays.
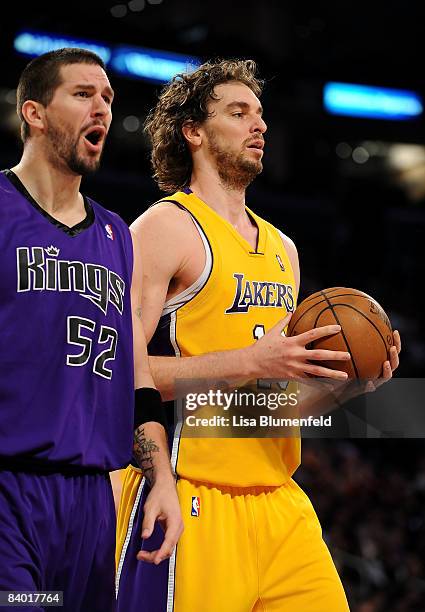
[[0, 49, 182, 612]]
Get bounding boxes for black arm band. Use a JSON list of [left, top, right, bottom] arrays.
[[134, 387, 168, 430]]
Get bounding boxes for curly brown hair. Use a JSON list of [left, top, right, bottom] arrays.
[[144, 59, 263, 193]]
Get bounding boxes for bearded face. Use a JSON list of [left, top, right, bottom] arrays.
[[45, 115, 104, 176], [205, 124, 263, 191]]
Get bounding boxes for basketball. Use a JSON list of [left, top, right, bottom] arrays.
[[287, 287, 393, 379]]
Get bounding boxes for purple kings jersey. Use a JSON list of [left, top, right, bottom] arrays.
[[0, 170, 134, 471]]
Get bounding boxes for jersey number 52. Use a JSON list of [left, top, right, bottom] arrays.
[[66, 316, 118, 380]]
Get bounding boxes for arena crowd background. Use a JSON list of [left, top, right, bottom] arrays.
[[0, 1, 424, 609]]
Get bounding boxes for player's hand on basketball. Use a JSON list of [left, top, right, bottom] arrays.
[[137, 474, 184, 565], [319, 329, 401, 404], [250, 313, 351, 381], [365, 329, 401, 392]]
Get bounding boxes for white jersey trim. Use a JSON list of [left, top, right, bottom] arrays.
[[115, 475, 146, 598], [162, 216, 212, 316], [165, 293, 185, 610]]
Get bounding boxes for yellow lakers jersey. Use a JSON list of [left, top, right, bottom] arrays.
[[149, 189, 301, 487]]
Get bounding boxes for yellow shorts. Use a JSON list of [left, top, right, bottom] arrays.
[[116, 465, 349, 611]]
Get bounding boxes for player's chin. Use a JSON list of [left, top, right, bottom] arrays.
[[85, 147, 103, 161], [82, 151, 103, 171], [83, 161, 101, 175], [252, 159, 263, 173], [71, 158, 101, 176], [242, 157, 263, 175]]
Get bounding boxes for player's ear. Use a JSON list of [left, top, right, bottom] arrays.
[[182, 120, 202, 148], [21, 100, 46, 136]]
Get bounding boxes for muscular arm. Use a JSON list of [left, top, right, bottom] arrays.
[[130, 229, 172, 485], [131, 205, 350, 401], [130, 230, 183, 564]]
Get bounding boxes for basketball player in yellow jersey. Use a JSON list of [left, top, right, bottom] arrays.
[[116, 60, 400, 612]]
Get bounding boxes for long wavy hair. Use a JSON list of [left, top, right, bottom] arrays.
[[144, 59, 263, 193]]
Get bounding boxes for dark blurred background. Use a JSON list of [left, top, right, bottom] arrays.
[[1, 1, 424, 609]]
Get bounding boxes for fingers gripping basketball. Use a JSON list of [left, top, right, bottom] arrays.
[[287, 287, 393, 379]]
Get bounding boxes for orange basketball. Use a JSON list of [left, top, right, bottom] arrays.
[[287, 287, 393, 380]]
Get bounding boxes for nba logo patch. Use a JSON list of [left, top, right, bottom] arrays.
[[105, 224, 114, 240], [191, 496, 200, 517]]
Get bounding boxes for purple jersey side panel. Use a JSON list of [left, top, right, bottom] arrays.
[[0, 171, 134, 471]]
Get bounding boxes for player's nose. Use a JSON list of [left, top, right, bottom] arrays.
[[252, 114, 267, 134], [92, 93, 110, 117]]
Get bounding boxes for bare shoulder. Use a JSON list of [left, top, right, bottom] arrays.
[[130, 201, 194, 238], [129, 201, 201, 279]]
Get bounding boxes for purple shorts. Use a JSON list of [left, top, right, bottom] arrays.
[[0, 470, 116, 612]]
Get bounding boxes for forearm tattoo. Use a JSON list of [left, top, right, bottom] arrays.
[[133, 426, 160, 486]]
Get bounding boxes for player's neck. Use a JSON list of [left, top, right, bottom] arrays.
[[11, 146, 83, 216], [190, 170, 249, 228]]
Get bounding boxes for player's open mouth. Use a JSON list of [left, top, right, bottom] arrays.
[[83, 127, 105, 151]]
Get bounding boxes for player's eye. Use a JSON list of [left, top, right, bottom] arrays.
[[102, 95, 112, 104], [76, 91, 89, 98], [232, 112, 243, 118]]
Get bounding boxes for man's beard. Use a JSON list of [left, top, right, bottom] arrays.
[[46, 118, 103, 176], [206, 129, 263, 191]]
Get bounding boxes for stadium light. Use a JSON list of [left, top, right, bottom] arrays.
[[14, 31, 112, 65], [324, 82, 423, 120], [111, 46, 200, 82], [13, 31, 200, 83]]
